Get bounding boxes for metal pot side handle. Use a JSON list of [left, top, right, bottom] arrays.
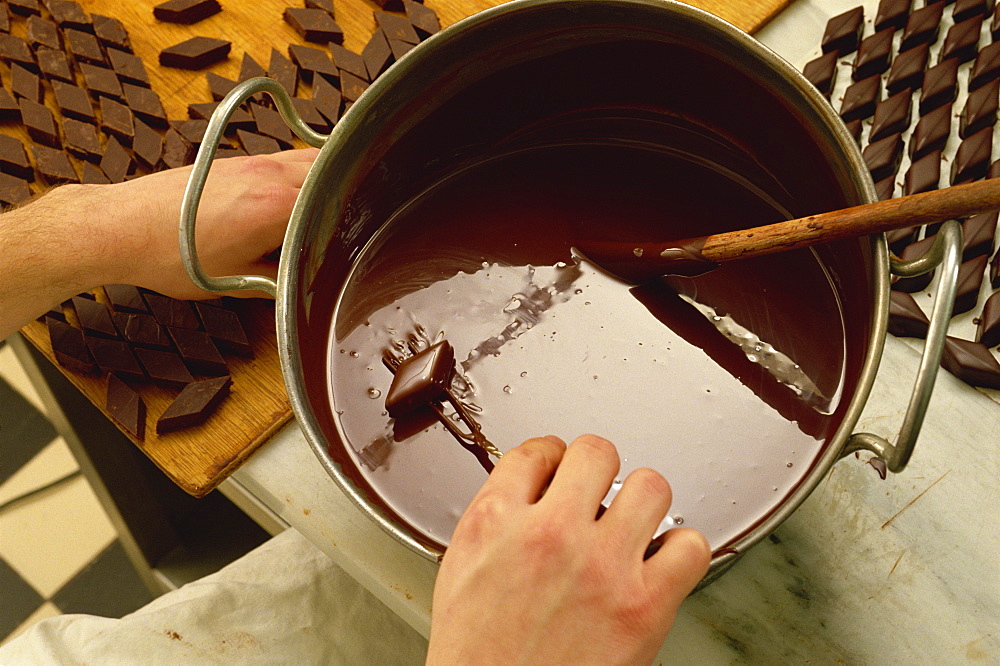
[[843, 220, 964, 472], [179, 77, 328, 299]]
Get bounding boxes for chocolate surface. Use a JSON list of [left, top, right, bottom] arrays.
[[36, 47, 73, 83], [840, 74, 882, 121], [283, 7, 342, 44], [892, 233, 937, 292], [939, 15, 983, 63], [919, 57, 958, 113], [970, 40, 1000, 89], [0, 33, 36, 69], [32, 144, 77, 184], [901, 2, 944, 51], [159, 36, 230, 69], [0, 172, 32, 205], [64, 28, 104, 66], [103, 284, 147, 313], [803, 51, 838, 96], [99, 96, 135, 144], [941, 336, 1000, 388], [267, 48, 298, 97], [909, 103, 951, 159], [823, 6, 865, 55], [362, 28, 393, 80], [904, 149, 941, 194], [287, 43, 338, 84], [19, 98, 58, 147], [48, 0, 90, 31], [404, 0, 439, 39], [156, 375, 232, 433], [92, 13, 130, 51], [132, 118, 163, 170], [0, 133, 33, 180], [978, 291, 1000, 347], [194, 302, 252, 357], [374, 11, 418, 45], [875, 0, 911, 31], [951, 126, 993, 183], [959, 77, 999, 138], [62, 118, 103, 162], [853, 27, 895, 81], [80, 62, 123, 100], [99, 136, 133, 183], [52, 80, 95, 122], [249, 103, 293, 147], [135, 347, 195, 387], [120, 312, 172, 350], [963, 211, 998, 259], [166, 326, 228, 375], [886, 43, 929, 94], [863, 132, 904, 181], [153, 0, 221, 24], [870, 89, 913, 141], [47, 316, 96, 374], [80, 161, 110, 184], [339, 71, 369, 102], [143, 292, 200, 329], [953, 255, 989, 315], [329, 43, 367, 80], [25, 15, 59, 51], [888, 290, 930, 338], [109, 49, 151, 88], [86, 335, 144, 379], [106, 373, 145, 441], [123, 83, 167, 127]]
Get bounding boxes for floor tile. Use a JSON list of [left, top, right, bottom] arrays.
[[0, 376, 57, 488], [0, 475, 116, 597], [51, 540, 154, 618], [1, 602, 60, 646], [0, 555, 44, 641], [0, 342, 47, 416], [0, 437, 78, 507]]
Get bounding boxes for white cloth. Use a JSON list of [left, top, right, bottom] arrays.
[[0, 529, 428, 664]]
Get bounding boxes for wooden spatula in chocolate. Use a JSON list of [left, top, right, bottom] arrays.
[[573, 176, 1000, 284]]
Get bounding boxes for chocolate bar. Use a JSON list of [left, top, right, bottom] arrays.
[[80, 162, 109, 184], [305, 0, 334, 14], [153, 0, 221, 24], [955, 0, 992, 23], [249, 103, 293, 148], [290, 97, 329, 133], [0, 133, 33, 180], [888, 290, 930, 338], [283, 7, 342, 44], [941, 336, 1000, 388], [0, 90, 18, 122], [978, 291, 1000, 347], [161, 127, 195, 169], [387, 39, 413, 61], [106, 373, 145, 441], [52, 80, 96, 122], [32, 144, 77, 184], [205, 71, 236, 101], [236, 129, 280, 155], [0, 34, 37, 70], [156, 375, 231, 434], [159, 36, 230, 69], [339, 71, 369, 103], [120, 312, 172, 350], [87, 335, 144, 379], [385, 341, 454, 418], [312, 76, 341, 124], [6, 0, 39, 18], [886, 44, 929, 94], [103, 284, 147, 313], [822, 6, 864, 55], [47, 316, 96, 374], [171, 119, 208, 146], [970, 40, 1000, 90], [959, 77, 999, 138], [875, 175, 896, 201]]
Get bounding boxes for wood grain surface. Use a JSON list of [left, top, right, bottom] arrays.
[[14, 0, 790, 496]]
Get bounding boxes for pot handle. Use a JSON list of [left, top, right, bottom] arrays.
[[842, 219, 963, 472], [179, 77, 328, 298]]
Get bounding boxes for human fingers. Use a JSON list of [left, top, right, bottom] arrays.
[[476, 435, 566, 504], [542, 433, 620, 516], [644, 527, 711, 599], [602, 467, 673, 553]]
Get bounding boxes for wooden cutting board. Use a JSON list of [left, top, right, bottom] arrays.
[[17, 0, 791, 496]]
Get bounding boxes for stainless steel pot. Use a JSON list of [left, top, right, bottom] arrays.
[[180, 0, 962, 582]]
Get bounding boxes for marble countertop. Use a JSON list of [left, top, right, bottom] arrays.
[[233, 0, 1000, 661]]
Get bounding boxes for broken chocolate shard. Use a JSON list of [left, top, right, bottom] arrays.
[[363, 28, 393, 80], [52, 80, 96, 122], [953, 255, 988, 315], [63, 118, 103, 162], [86, 335, 144, 378], [156, 375, 232, 434], [47, 316, 96, 373], [267, 48, 298, 97], [153, 0, 221, 24], [385, 340, 455, 419], [919, 57, 958, 114], [205, 71, 236, 101], [374, 10, 419, 44], [312, 76, 341, 124], [822, 6, 864, 55], [48, 0, 91, 31], [80, 62, 124, 100], [171, 119, 208, 146], [194, 301, 252, 357], [329, 43, 367, 80], [0, 172, 33, 206], [339, 71, 369, 103], [404, 0, 439, 39], [161, 127, 195, 169], [852, 27, 894, 81], [886, 44, 929, 95], [238, 52, 266, 82], [99, 136, 134, 184], [840, 74, 881, 122], [305, 0, 335, 14], [106, 373, 145, 440], [977, 291, 1000, 347], [80, 161, 109, 184], [901, 2, 943, 51], [20, 98, 59, 147], [32, 144, 78, 184], [888, 290, 930, 338], [941, 336, 1000, 388], [135, 347, 195, 388], [0, 133, 33, 180], [36, 47, 74, 83], [143, 291, 200, 329], [108, 49, 151, 87], [287, 43, 338, 84], [92, 14, 131, 51], [290, 97, 329, 133], [963, 211, 997, 260], [159, 36, 230, 69], [283, 7, 343, 44]]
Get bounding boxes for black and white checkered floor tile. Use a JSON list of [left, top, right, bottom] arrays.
[[0, 339, 155, 645]]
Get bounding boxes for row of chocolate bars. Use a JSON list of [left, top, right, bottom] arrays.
[[804, 0, 1000, 390], [0, 0, 441, 438]]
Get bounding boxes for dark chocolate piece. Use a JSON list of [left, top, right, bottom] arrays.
[[993, 4, 1000, 40], [803, 51, 838, 96], [103, 284, 147, 313], [48, 0, 91, 31], [888, 290, 930, 337], [822, 6, 864, 55], [283, 7, 342, 44], [901, 2, 943, 50], [853, 27, 894, 81], [963, 211, 997, 259], [0, 90, 18, 122], [161, 127, 195, 169], [166, 326, 228, 375], [388, 38, 414, 61], [886, 44, 928, 94], [329, 43, 367, 80], [287, 43, 338, 84], [156, 375, 231, 434], [892, 233, 937, 292], [26, 15, 60, 50], [53, 80, 96, 122], [0, 134, 33, 180], [99, 136, 133, 183], [960, 78, 1000, 139], [953, 255, 989, 315], [875, 0, 912, 31], [339, 71, 369, 103], [941, 336, 1000, 388], [870, 90, 913, 142], [6, 0, 40, 18], [863, 132, 904, 181], [36, 47, 73, 83], [952, 126, 993, 184], [120, 312, 172, 349], [194, 301, 252, 356], [236, 129, 280, 155], [63, 118, 103, 162], [72, 295, 117, 337], [80, 161, 110, 184], [92, 14, 131, 51], [840, 74, 881, 122], [909, 104, 951, 159], [0, 34, 37, 70], [131, 118, 163, 170], [32, 144, 77, 184], [305, 0, 335, 14], [0, 172, 31, 206], [159, 36, 230, 69], [363, 28, 393, 80], [977, 291, 1000, 347], [970, 40, 1000, 90], [886, 225, 917, 253], [64, 28, 106, 66], [122, 83, 166, 127], [86, 335, 144, 378], [171, 118, 208, 146], [108, 49, 150, 87], [99, 96, 134, 145], [939, 15, 983, 64], [954, 0, 993, 22], [0, 4, 8, 32], [267, 48, 298, 97], [144, 292, 201, 329], [135, 347, 195, 388], [404, 0, 439, 39], [47, 316, 96, 373], [843, 117, 862, 141], [249, 103, 293, 148], [106, 374, 145, 440], [290, 97, 329, 133], [370, 0, 403, 10], [80, 62, 124, 100], [374, 10, 419, 44], [919, 57, 958, 114], [212, 146, 247, 160], [992, 248, 1000, 288], [10, 64, 43, 103], [205, 71, 236, 101], [904, 149, 941, 194], [153, 0, 221, 24], [385, 341, 454, 418], [875, 175, 897, 201], [312, 76, 341, 125], [238, 52, 266, 82]]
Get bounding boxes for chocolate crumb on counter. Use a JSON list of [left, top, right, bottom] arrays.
[[106, 373, 146, 440], [156, 375, 232, 434]]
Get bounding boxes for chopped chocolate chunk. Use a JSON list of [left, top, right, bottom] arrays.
[[404, 0, 439, 39], [36, 47, 73, 83], [939, 15, 982, 64], [0, 90, 18, 122], [156, 375, 231, 434], [822, 6, 864, 55], [0, 172, 31, 206], [954, 0, 993, 22], [26, 15, 60, 50], [32, 144, 77, 184], [135, 347, 195, 388], [205, 71, 236, 101], [892, 233, 937, 292], [953, 255, 989, 315], [886, 225, 917, 252], [72, 295, 117, 337], [0, 34, 37, 70], [99, 136, 133, 183], [311, 76, 341, 124], [10, 64, 42, 103], [92, 14, 131, 51], [249, 103, 293, 148], [977, 291, 1000, 347], [0, 5, 8, 32], [153, 0, 221, 24], [963, 211, 997, 259], [103, 284, 147, 313], [329, 43, 367, 80], [64, 28, 106, 66], [993, 5, 1000, 40], [870, 90, 913, 142], [370, 0, 403, 10], [840, 74, 881, 122], [87, 335, 144, 378], [287, 43, 338, 84], [0, 134, 33, 179], [236, 128, 280, 155], [970, 40, 1000, 91], [887, 44, 929, 94], [131, 118, 162, 170], [363, 28, 393, 80], [992, 249, 1000, 288], [143, 292, 200, 329], [803, 51, 838, 96], [283, 7, 342, 43], [63, 118, 103, 162], [161, 127, 195, 169], [80, 62, 124, 100], [888, 290, 930, 338], [919, 57, 958, 114], [875, 0, 912, 31], [909, 104, 951, 159], [374, 10, 419, 44], [388, 38, 413, 61], [863, 132, 904, 181], [941, 336, 1000, 388], [166, 326, 228, 375], [267, 48, 298, 97], [53, 80, 96, 122], [305, 0, 335, 14], [290, 97, 329, 132], [961, 77, 1000, 139], [108, 49, 150, 87], [901, 2, 943, 51], [853, 27, 894, 81], [339, 71, 369, 103], [6, 0, 40, 17], [875, 175, 897, 201], [18, 100, 58, 146], [48, 0, 91, 31], [122, 83, 166, 127], [952, 126, 993, 184], [238, 52, 266, 82], [120, 312, 172, 349], [171, 118, 208, 146], [385, 340, 454, 418], [904, 149, 941, 194], [99, 96, 134, 145], [844, 118, 863, 142], [47, 316, 96, 373], [194, 301, 252, 356], [106, 374, 145, 440], [80, 161, 109, 184], [159, 36, 230, 69]]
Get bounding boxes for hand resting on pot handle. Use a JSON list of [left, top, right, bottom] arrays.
[[427, 434, 711, 665]]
